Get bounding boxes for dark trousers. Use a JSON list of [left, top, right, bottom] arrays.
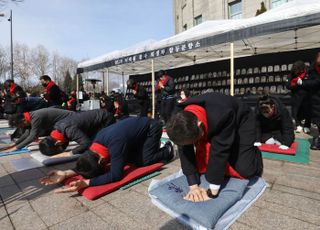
[[233, 112, 264, 178], [160, 98, 175, 123], [134, 120, 170, 166], [292, 99, 311, 127], [139, 101, 149, 117]]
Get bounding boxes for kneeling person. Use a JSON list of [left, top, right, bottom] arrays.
[[255, 95, 295, 149], [40, 117, 174, 192], [39, 109, 115, 157], [166, 93, 263, 202]]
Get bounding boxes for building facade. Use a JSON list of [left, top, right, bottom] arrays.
[[173, 0, 293, 34]]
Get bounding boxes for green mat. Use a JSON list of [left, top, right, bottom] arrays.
[[262, 138, 310, 164]]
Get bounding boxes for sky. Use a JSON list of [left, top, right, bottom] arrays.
[[0, 0, 174, 62]]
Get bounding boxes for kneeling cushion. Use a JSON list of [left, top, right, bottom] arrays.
[[64, 163, 164, 200], [258, 141, 298, 155], [148, 172, 249, 229]]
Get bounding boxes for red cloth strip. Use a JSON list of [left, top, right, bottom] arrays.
[[50, 130, 68, 142], [23, 112, 31, 123], [90, 142, 110, 159]]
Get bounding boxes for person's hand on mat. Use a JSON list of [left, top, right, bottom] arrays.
[[50, 151, 72, 158], [1, 146, 17, 153], [54, 179, 89, 193], [184, 185, 210, 202], [0, 142, 14, 147], [40, 170, 67, 185], [253, 142, 262, 147], [279, 145, 289, 150]]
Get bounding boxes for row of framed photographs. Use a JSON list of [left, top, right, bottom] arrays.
[[138, 73, 290, 87], [127, 84, 289, 97], [128, 75, 288, 93]]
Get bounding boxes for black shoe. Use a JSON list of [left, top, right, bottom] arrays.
[[164, 141, 177, 163], [310, 137, 320, 150]]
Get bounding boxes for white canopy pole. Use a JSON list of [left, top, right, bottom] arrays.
[[106, 68, 109, 96], [122, 72, 125, 94], [102, 71, 105, 92], [151, 59, 155, 119], [230, 42, 234, 96], [76, 73, 79, 105]]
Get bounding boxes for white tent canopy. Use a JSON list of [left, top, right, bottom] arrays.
[[78, 0, 320, 75]]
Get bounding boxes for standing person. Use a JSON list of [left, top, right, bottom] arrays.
[[40, 117, 175, 192], [298, 52, 320, 149], [254, 95, 295, 149], [113, 94, 129, 120], [40, 75, 66, 107], [3, 108, 74, 152], [127, 79, 149, 117], [286, 61, 311, 133], [66, 91, 77, 111], [166, 93, 263, 202], [156, 70, 175, 123], [177, 88, 190, 104], [39, 109, 115, 157]]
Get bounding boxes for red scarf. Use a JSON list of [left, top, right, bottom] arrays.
[[184, 105, 243, 179], [9, 83, 16, 96], [315, 63, 320, 75], [156, 75, 169, 90], [90, 142, 110, 162], [50, 130, 68, 142], [179, 97, 188, 103], [290, 71, 306, 87], [67, 97, 76, 109], [23, 112, 31, 123], [46, 81, 56, 94], [134, 83, 139, 92]]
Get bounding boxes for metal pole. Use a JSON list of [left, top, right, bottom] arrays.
[[9, 10, 13, 80], [102, 71, 105, 92], [230, 42, 234, 96], [122, 72, 125, 95], [151, 59, 155, 119], [76, 73, 79, 105], [106, 69, 109, 96]]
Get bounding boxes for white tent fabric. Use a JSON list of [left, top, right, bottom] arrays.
[[78, 0, 320, 74]]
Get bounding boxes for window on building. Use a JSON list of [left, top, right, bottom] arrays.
[[194, 15, 202, 26], [183, 24, 187, 31], [229, 1, 242, 19], [271, 0, 291, 8]]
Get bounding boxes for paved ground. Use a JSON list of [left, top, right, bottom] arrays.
[[0, 132, 319, 230]]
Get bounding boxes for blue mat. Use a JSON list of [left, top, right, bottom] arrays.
[[149, 171, 267, 230], [0, 127, 14, 130], [0, 148, 30, 157]]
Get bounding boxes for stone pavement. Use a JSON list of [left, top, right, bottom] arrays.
[[0, 132, 319, 230]]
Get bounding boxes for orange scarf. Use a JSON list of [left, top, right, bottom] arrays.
[[184, 105, 243, 179]]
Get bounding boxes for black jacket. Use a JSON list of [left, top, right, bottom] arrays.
[[255, 96, 294, 146], [46, 84, 65, 106], [301, 65, 320, 122], [286, 73, 311, 121], [179, 93, 262, 186], [15, 108, 74, 149], [157, 76, 175, 99], [54, 109, 115, 155]]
